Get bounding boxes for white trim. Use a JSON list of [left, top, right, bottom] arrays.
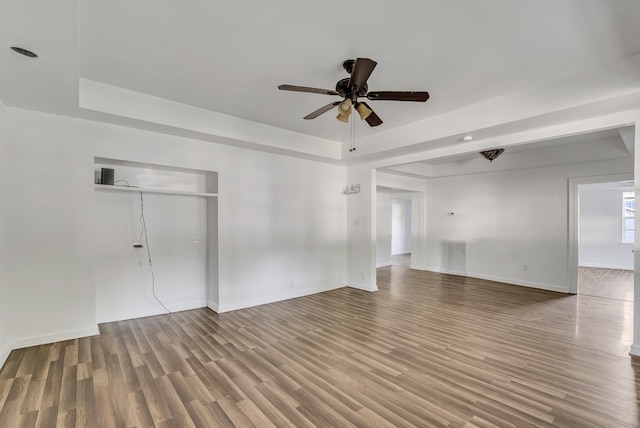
[[215, 282, 346, 313], [96, 299, 207, 323], [207, 300, 220, 313], [95, 184, 217, 198], [630, 343, 640, 357], [9, 326, 100, 351], [376, 262, 392, 268], [1, 326, 102, 370], [0, 345, 11, 371], [419, 266, 469, 277], [467, 272, 568, 294], [622, 190, 635, 244], [579, 262, 633, 271], [412, 267, 568, 293], [368, 109, 640, 170], [348, 282, 379, 292], [568, 173, 634, 294]]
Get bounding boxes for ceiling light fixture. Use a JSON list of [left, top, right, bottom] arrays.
[[336, 99, 353, 123], [479, 148, 505, 162], [463, 135, 473, 141], [10, 46, 38, 58], [355, 102, 372, 120]]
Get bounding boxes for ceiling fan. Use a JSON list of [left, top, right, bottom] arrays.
[[278, 58, 429, 127]]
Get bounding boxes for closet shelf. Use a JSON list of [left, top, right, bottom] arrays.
[[94, 184, 218, 198]]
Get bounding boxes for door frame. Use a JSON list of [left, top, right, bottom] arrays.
[[567, 172, 634, 294]]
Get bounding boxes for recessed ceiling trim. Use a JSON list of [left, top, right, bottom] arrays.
[[79, 78, 342, 161]]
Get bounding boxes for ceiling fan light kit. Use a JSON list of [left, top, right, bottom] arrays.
[[336, 99, 353, 122], [278, 57, 430, 129], [355, 102, 372, 120]]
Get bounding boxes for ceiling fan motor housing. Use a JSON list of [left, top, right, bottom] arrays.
[[336, 78, 367, 98]]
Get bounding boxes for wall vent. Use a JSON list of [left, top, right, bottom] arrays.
[[441, 239, 467, 275]]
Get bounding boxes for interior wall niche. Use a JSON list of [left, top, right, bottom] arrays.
[[94, 157, 218, 322]]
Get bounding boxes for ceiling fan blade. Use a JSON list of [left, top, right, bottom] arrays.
[[348, 58, 377, 91], [304, 101, 341, 120], [366, 91, 430, 102], [360, 102, 383, 127], [278, 84, 339, 96]]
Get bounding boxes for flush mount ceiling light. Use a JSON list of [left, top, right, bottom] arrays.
[[10, 46, 38, 58], [479, 148, 505, 162], [462, 135, 473, 141]]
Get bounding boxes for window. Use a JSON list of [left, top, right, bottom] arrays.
[[623, 191, 635, 243]]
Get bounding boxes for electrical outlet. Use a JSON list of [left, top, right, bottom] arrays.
[[290, 280, 294, 289], [361, 271, 366, 280]]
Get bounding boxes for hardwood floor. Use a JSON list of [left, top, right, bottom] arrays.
[[579, 266, 634, 301], [1, 266, 639, 427], [392, 253, 411, 267]]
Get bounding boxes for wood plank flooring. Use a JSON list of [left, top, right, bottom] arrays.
[[392, 253, 411, 267], [1, 265, 640, 427], [579, 266, 634, 301]]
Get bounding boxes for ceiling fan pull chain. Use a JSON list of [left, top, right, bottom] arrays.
[[350, 114, 356, 152]]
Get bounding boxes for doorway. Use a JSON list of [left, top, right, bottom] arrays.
[[376, 188, 423, 270], [391, 197, 412, 267], [577, 180, 634, 301]]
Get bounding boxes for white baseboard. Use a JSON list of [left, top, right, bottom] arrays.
[[466, 272, 568, 293], [1, 299, 210, 370], [376, 262, 392, 268], [579, 263, 633, 271], [96, 299, 207, 323], [415, 267, 568, 293], [420, 266, 468, 276], [0, 344, 11, 371], [9, 326, 100, 352], [207, 300, 220, 313], [629, 344, 640, 357], [348, 282, 378, 292], [215, 282, 346, 313]]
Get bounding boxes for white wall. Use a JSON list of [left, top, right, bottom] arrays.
[[423, 158, 633, 292], [347, 166, 377, 291], [3, 109, 98, 347], [579, 184, 634, 270], [1, 107, 348, 351], [0, 97, 9, 367], [94, 163, 212, 322], [376, 193, 392, 267], [391, 198, 412, 255], [94, 190, 208, 322]]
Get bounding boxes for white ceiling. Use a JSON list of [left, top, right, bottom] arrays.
[[422, 128, 623, 165], [379, 127, 634, 179], [1, 0, 640, 169]]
